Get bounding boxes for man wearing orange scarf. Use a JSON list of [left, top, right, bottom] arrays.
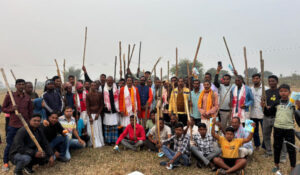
[[198, 81, 218, 133], [119, 77, 141, 128]]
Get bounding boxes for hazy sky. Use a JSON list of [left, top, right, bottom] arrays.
[[1, 0, 299, 83]]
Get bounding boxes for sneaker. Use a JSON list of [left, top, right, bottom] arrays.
[[216, 168, 226, 175], [196, 161, 202, 168], [160, 161, 168, 166], [272, 167, 282, 175], [14, 171, 23, 175], [24, 167, 34, 174], [57, 156, 69, 162], [2, 163, 9, 172], [280, 158, 287, 163]]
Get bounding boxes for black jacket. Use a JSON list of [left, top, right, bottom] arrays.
[[9, 126, 54, 161]]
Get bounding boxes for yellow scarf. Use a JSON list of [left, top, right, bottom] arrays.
[[198, 89, 213, 112]]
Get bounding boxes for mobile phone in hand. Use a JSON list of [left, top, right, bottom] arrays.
[[218, 61, 222, 67]]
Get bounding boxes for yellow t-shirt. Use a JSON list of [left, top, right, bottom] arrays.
[[218, 136, 244, 158]]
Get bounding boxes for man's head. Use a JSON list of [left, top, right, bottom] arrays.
[[52, 76, 61, 88], [268, 75, 278, 89], [204, 72, 212, 82], [154, 78, 161, 88], [225, 126, 235, 141], [235, 75, 244, 88], [231, 117, 240, 131], [223, 74, 231, 86], [203, 80, 211, 91], [119, 79, 125, 87], [147, 79, 152, 87], [197, 123, 207, 137], [25, 82, 33, 94], [174, 122, 184, 137], [100, 74, 106, 85], [64, 106, 73, 118], [134, 79, 140, 87], [252, 73, 261, 86], [107, 76, 114, 87], [170, 114, 178, 124], [45, 79, 55, 91], [144, 71, 151, 80], [30, 114, 41, 128], [126, 77, 133, 87], [171, 77, 178, 86], [68, 75, 75, 85], [84, 81, 90, 91], [15, 79, 25, 93], [178, 78, 184, 88], [90, 81, 98, 92], [65, 82, 72, 93], [140, 76, 146, 86], [193, 79, 200, 90], [150, 110, 156, 120], [163, 81, 169, 89], [130, 115, 137, 127], [279, 84, 291, 100], [76, 82, 84, 93], [159, 118, 165, 130], [48, 112, 59, 125]]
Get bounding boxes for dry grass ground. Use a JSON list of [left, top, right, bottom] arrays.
[[0, 90, 300, 175]]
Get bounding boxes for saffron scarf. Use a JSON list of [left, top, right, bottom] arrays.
[[198, 89, 213, 112], [123, 85, 137, 116]]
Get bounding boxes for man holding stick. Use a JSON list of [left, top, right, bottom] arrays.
[[137, 76, 153, 126], [25, 82, 39, 100], [2, 79, 33, 171], [86, 82, 105, 148]]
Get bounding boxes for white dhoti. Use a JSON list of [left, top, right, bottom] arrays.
[[103, 113, 119, 126], [87, 114, 104, 148], [80, 111, 88, 125]]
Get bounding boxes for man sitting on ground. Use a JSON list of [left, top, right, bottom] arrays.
[[211, 118, 255, 175], [114, 115, 146, 151], [191, 123, 221, 170], [158, 122, 190, 169], [9, 114, 54, 175]]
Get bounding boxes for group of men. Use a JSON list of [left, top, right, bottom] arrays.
[[1, 64, 300, 175]]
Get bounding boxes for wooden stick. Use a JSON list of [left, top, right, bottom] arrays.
[[192, 37, 202, 69], [160, 68, 163, 117], [156, 98, 161, 146], [119, 41, 122, 79], [128, 44, 136, 67], [151, 57, 162, 76], [223, 37, 236, 71], [143, 102, 149, 128], [244, 47, 249, 86], [127, 44, 131, 70], [137, 41, 142, 75], [167, 61, 170, 81], [54, 59, 61, 78], [134, 113, 136, 139], [114, 56, 117, 81], [63, 59, 66, 83], [90, 122, 96, 148], [74, 77, 79, 120], [123, 53, 126, 78], [184, 90, 192, 140], [33, 78, 37, 93], [10, 69, 16, 81], [176, 48, 178, 77], [260, 50, 266, 106], [172, 83, 178, 118], [82, 27, 88, 66], [1, 68, 43, 152]]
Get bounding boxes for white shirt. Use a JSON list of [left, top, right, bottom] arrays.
[[250, 85, 268, 119]]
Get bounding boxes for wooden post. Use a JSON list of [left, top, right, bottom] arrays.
[[150, 57, 162, 76], [1, 68, 43, 152], [33, 78, 37, 93], [74, 77, 79, 120], [260, 50, 266, 107], [137, 41, 142, 76], [223, 37, 236, 71], [82, 27, 88, 66], [119, 41, 122, 79], [114, 56, 117, 81], [54, 59, 61, 78], [184, 91, 192, 140], [192, 37, 202, 69], [244, 47, 249, 86], [63, 59, 66, 83], [10, 69, 16, 81], [167, 61, 170, 81], [127, 44, 131, 70], [123, 53, 126, 78], [128, 44, 136, 67], [176, 48, 178, 77]]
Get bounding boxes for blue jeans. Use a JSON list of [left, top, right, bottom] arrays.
[[251, 118, 263, 147], [161, 145, 190, 166], [50, 136, 67, 157], [12, 153, 31, 173], [65, 137, 84, 160], [3, 126, 19, 163]]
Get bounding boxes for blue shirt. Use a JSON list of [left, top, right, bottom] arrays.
[[77, 118, 85, 136], [231, 85, 254, 112], [190, 90, 202, 119]]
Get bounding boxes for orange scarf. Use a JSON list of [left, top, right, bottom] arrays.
[[122, 87, 136, 116], [198, 89, 213, 112]]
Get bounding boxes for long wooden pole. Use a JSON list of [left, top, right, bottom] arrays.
[[63, 59, 66, 83], [128, 44, 136, 67], [150, 57, 162, 76], [82, 27, 88, 66], [156, 99, 161, 147], [33, 78, 37, 93], [244, 47, 249, 86], [176, 48, 178, 77], [114, 56, 117, 81], [54, 59, 61, 78], [123, 53, 126, 78], [260, 50, 266, 106], [184, 91, 192, 140], [137, 41, 142, 76], [119, 42, 122, 79], [192, 37, 202, 69], [167, 61, 170, 81], [223, 37, 236, 71], [127, 44, 131, 70], [10, 69, 16, 81], [1, 68, 43, 152]]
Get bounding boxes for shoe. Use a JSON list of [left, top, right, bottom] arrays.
[[280, 158, 287, 163], [57, 156, 69, 162], [216, 168, 226, 175], [272, 167, 282, 175], [2, 163, 9, 172], [14, 171, 23, 175], [264, 153, 272, 158], [24, 167, 34, 174], [159, 161, 168, 166], [196, 161, 202, 168]]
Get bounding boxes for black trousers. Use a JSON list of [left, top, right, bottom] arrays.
[[178, 114, 187, 126], [273, 127, 296, 167], [144, 139, 158, 152]]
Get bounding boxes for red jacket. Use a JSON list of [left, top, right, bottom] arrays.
[[116, 124, 146, 144]]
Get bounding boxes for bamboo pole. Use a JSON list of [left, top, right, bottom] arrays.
[[10, 69, 16, 81], [260, 50, 266, 107], [123, 53, 126, 78], [223, 37, 236, 71], [167, 61, 170, 81], [114, 56, 117, 81], [184, 91, 192, 141], [137, 41, 142, 75], [176, 48, 178, 77], [63, 59, 66, 83], [54, 59, 61, 78], [128, 44, 136, 67], [127, 44, 131, 70], [82, 27, 87, 66], [119, 41, 122, 79], [150, 57, 162, 76], [192, 37, 202, 69], [244, 47, 249, 86], [156, 99, 161, 147], [134, 113, 137, 139], [33, 78, 37, 93], [1, 68, 43, 152]]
